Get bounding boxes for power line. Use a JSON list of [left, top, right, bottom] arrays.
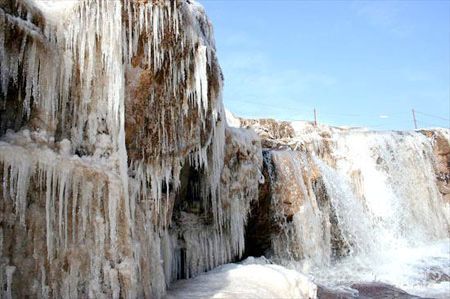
[[229, 101, 450, 129], [415, 110, 450, 122], [417, 121, 448, 129], [228, 100, 402, 119]]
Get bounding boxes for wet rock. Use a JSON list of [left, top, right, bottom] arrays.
[[317, 283, 426, 299], [269, 150, 307, 219], [420, 129, 450, 202], [425, 266, 450, 283], [350, 282, 424, 299], [317, 286, 355, 299]]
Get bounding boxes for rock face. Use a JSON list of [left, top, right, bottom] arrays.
[[0, 1, 262, 298], [239, 118, 295, 149], [317, 282, 423, 299], [420, 129, 450, 204]]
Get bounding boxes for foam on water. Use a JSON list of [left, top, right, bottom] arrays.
[[302, 239, 449, 298]]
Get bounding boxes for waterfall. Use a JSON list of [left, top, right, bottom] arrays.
[[267, 127, 450, 297]]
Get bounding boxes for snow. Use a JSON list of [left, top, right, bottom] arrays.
[[225, 109, 241, 128], [33, 1, 79, 16], [167, 257, 317, 299]]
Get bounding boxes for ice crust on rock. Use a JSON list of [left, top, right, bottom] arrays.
[[0, 0, 264, 298]]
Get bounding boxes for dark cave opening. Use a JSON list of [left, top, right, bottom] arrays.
[[243, 150, 275, 259]]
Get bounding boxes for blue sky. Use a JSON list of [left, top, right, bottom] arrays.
[[201, 0, 450, 130]]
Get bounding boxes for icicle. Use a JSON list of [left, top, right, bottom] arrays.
[[5, 266, 15, 299], [194, 45, 209, 115], [0, 227, 3, 257]]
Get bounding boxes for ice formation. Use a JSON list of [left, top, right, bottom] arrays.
[[0, 0, 263, 297]]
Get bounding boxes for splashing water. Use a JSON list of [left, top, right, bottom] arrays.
[[269, 130, 450, 298]]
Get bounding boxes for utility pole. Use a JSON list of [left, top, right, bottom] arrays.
[[412, 108, 418, 130], [314, 108, 317, 127]]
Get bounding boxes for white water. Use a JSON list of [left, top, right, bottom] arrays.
[[270, 130, 450, 298], [311, 239, 450, 298]]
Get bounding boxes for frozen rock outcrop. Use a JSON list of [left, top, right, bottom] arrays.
[[0, 0, 262, 297]]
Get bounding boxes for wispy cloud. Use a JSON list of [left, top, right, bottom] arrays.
[[220, 50, 337, 118], [401, 70, 434, 82], [352, 1, 412, 37], [221, 32, 261, 48]]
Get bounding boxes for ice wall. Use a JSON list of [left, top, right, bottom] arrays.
[[0, 0, 263, 297]]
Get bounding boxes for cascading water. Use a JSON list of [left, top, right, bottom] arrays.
[[268, 125, 450, 298]]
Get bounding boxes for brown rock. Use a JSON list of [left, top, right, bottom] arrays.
[[420, 130, 450, 203], [240, 118, 295, 148], [350, 282, 423, 299], [317, 283, 425, 299], [269, 151, 307, 219]]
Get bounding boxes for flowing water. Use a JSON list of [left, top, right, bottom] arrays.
[[270, 129, 450, 298]]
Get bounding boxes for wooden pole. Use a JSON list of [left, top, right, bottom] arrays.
[[412, 109, 417, 130], [314, 108, 317, 127]]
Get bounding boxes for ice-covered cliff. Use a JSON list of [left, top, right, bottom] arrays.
[[0, 1, 262, 297]]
